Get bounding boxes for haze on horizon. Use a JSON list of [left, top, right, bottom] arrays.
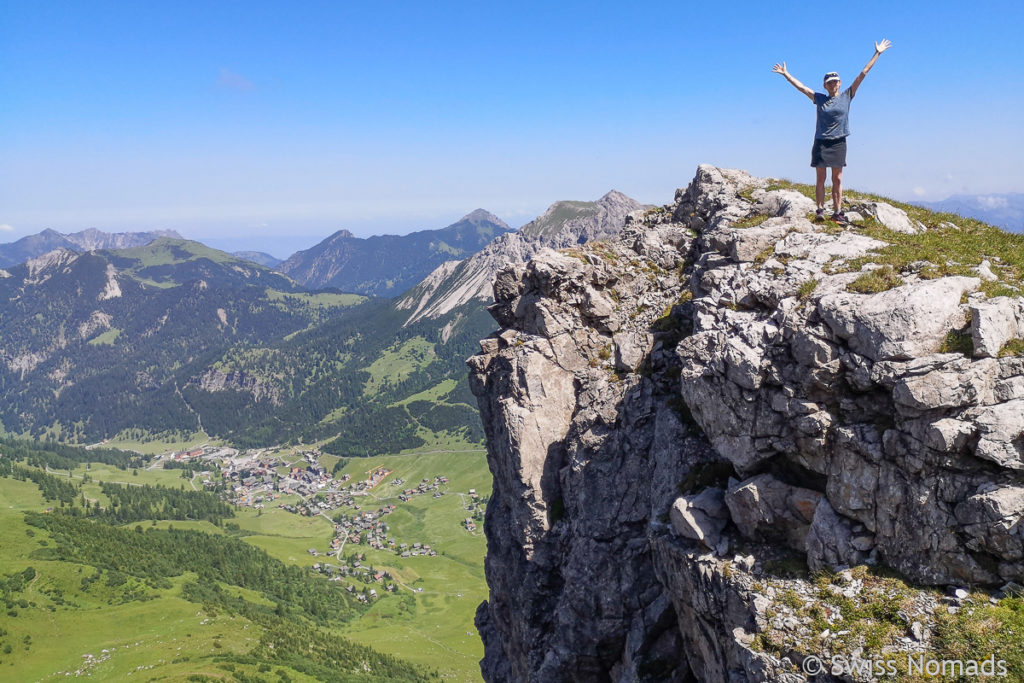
[[2, 1, 1022, 256]]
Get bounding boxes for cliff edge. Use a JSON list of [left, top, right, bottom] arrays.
[[468, 166, 1024, 681]]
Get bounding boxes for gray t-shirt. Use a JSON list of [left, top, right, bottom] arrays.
[[813, 87, 853, 139]]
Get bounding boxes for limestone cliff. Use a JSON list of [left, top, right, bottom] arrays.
[[468, 166, 1024, 681]]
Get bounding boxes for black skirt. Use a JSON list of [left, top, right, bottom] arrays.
[[811, 136, 847, 168]]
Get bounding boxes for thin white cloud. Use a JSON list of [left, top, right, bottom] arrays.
[[976, 196, 1009, 209], [217, 68, 255, 92], [912, 187, 927, 198], [0, 223, 13, 232]]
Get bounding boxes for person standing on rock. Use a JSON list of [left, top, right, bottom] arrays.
[[772, 40, 892, 223]]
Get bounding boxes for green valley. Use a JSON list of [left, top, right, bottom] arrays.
[[0, 437, 490, 681]]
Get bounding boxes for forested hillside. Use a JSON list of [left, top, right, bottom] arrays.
[[0, 236, 492, 452], [0, 196, 633, 453], [0, 240, 365, 442], [182, 297, 493, 452]]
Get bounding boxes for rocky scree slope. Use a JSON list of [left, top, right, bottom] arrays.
[[467, 166, 1024, 681]]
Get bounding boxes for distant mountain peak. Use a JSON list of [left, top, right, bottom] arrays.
[[0, 228, 187, 267], [233, 251, 283, 268], [460, 209, 510, 230], [66, 228, 185, 251], [277, 215, 514, 296], [397, 189, 643, 325], [598, 189, 631, 203]]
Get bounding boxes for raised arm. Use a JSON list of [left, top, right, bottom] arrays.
[[850, 39, 892, 97], [773, 62, 815, 102]]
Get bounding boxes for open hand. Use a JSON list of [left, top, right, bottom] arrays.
[[874, 39, 892, 54], [772, 62, 788, 76]]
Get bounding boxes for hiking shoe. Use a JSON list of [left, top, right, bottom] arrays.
[[815, 208, 825, 221], [831, 211, 848, 224]]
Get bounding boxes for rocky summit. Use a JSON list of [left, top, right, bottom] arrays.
[[467, 166, 1024, 681]]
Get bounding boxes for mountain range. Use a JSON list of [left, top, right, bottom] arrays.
[[0, 238, 350, 441], [396, 190, 645, 325], [0, 228, 182, 267], [915, 192, 1024, 232], [276, 209, 513, 296], [232, 250, 284, 268], [0, 192, 642, 453]]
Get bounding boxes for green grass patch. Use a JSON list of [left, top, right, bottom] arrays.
[[940, 328, 975, 356], [111, 238, 237, 268], [86, 328, 121, 346], [931, 594, 1024, 680], [748, 181, 1024, 300], [797, 279, 818, 300], [362, 338, 437, 398], [265, 289, 366, 308], [389, 379, 459, 407], [102, 430, 214, 456], [848, 266, 904, 294], [731, 213, 772, 229], [837, 190, 1024, 294], [999, 339, 1024, 357], [756, 564, 1024, 680]]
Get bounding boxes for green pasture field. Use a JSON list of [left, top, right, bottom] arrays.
[[362, 337, 437, 397], [400, 429, 486, 453], [72, 462, 190, 487], [389, 378, 459, 406], [0, 482, 317, 681], [331, 450, 491, 681], [102, 430, 215, 455], [233, 504, 336, 567], [0, 442, 493, 681], [87, 327, 121, 346], [264, 289, 366, 308]]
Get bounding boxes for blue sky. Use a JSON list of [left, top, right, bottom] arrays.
[[2, 1, 1022, 255]]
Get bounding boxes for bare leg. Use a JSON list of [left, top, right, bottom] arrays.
[[831, 167, 844, 212], [815, 167, 827, 208]]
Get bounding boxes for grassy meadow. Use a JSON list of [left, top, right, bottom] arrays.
[[0, 440, 492, 682]]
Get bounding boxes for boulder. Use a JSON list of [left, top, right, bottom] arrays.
[[955, 485, 1024, 561], [971, 297, 1024, 358], [856, 201, 921, 234], [724, 474, 822, 551], [817, 277, 979, 361], [971, 399, 1024, 470], [806, 500, 870, 571], [669, 488, 729, 549]]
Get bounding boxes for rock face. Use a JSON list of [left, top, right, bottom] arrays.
[[190, 367, 282, 405], [468, 166, 1024, 681]]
